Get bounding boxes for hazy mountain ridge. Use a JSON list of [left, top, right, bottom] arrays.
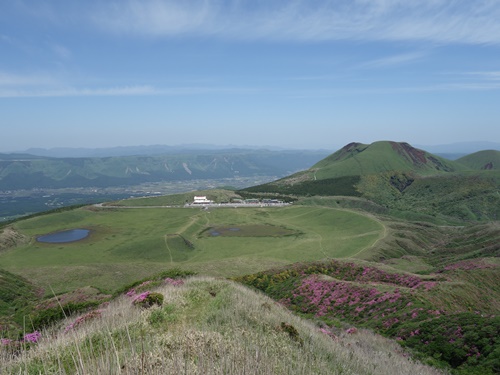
[[0, 150, 329, 190], [13, 141, 500, 158]]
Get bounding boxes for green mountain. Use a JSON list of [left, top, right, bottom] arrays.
[[290, 141, 464, 181], [241, 141, 500, 222], [0, 149, 328, 190], [457, 150, 500, 170]]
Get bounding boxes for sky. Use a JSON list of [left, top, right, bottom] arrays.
[[1, 0, 500, 152]]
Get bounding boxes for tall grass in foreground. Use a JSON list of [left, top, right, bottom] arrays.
[[1, 277, 446, 374]]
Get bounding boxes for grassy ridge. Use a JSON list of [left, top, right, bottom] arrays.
[[1, 277, 444, 375]]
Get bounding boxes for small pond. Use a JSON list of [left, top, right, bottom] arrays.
[[37, 229, 90, 243]]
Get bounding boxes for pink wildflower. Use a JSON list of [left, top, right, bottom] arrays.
[[1, 338, 13, 345], [346, 327, 358, 334], [23, 331, 41, 343], [133, 291, 150, 304]]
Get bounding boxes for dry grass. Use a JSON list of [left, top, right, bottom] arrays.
[[1, 277, 447, 375]]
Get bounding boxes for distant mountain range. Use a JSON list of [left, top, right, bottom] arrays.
[[12, 141, 499, 158], [16, 144, 311, 158], [0, 149, 329, 190]]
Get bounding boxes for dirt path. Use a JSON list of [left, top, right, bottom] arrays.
[[164, 235, 174, 264]]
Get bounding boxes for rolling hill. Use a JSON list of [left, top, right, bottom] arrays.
[[457, 150, 500, 170]]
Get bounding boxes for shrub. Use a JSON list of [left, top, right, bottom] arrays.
[[133, 292, 164, 308]]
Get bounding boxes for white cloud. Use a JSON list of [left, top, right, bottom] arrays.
[[89, 0, 500, 45]]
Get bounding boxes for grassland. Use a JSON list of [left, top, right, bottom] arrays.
[[0, 204, 383, 295]]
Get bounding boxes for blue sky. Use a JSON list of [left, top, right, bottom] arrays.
[[1, 0, 500, 152]]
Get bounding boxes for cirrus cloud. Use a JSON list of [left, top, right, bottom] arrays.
[[90, 0, 500, 45]]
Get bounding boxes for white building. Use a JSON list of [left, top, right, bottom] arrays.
[[193, 196, 213, 204]]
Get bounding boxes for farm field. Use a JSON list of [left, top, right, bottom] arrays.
[[0, 205, 384, 295]]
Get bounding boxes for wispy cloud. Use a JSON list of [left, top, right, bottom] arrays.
[[0, 85, 156, 98], [463, 71, 500, 81], [0, 83, 264, 98], [89, 0, 500, 45], [357, 51, 428, 69]]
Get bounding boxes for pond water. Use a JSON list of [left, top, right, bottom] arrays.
[[37, 229, 90, 243]]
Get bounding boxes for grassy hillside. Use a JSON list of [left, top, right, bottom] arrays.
[[355, 171, 500, 222], [457, 150, 500, 170], [312, 141, 464, 179], [0, 268, 39, 332], [236, 259, 500, 374], [0, 277, 444, 375]]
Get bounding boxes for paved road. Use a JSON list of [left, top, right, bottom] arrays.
[[95, 202, 291, 209]]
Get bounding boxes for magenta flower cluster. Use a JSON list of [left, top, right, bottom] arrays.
[[1, 331, 42, 347], [64, 310, 103, 333], [279, 273, 442, 333], [23, 331, 41, 343], [132, 291, 151, 304]]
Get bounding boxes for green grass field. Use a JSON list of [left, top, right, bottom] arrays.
[[0, 205, 383, 295]]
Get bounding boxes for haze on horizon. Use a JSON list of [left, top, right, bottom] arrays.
[[1, 1, 500, 152]]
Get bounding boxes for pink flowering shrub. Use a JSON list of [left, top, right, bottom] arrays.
[[64, 310, 103, 333], [283, 275, 416, 332], [132, 291, 164, 308], [236, 259, 438, 292], [236, 261, 499, 374]]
